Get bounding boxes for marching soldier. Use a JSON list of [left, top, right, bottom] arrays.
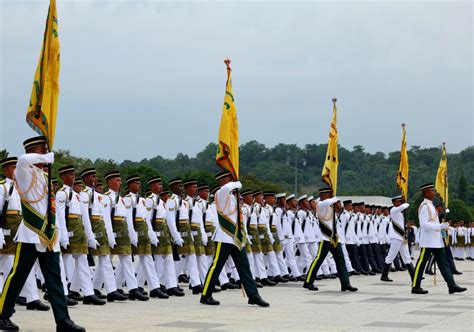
[[56, 165, 105, 305], [297, 196, 317, 275], [0, 157, 50, 312], [274, 193, 301, 281], [334, 200, 355, 275], [303, 188, 357, 292], [199, 171, 268, 307], [123, 175, 168, 299], [434, 202, 461, 275], [411, 183, 466, 295], [80, 168, 127, 302], [381, 196, 414, 282], [340, 200, 363, 274], [165, 178, 203, 294], [102, 171, 148, 301], [0, 136, 84, 331], [145, 177, 184, 297]]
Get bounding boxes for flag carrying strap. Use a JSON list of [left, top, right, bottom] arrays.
[[20, 200, 57, 250]]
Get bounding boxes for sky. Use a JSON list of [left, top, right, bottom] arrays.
[[1, 0, 472, 162]]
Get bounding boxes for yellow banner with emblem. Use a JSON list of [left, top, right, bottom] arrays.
[[216, 59, 239, 180], [26, 0, 60, 150], [435, 143, 448, 208], [321, 98, 339, 195], [396, 124, 409, 201]]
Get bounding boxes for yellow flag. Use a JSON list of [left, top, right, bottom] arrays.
[[435, 143, 448, 208], [321, 98, 339, 194], [216, 59, 239, 180], [396, 124, 409, 201], [26, 0, 60, 150]]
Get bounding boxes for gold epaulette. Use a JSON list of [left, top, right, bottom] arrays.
[[104, 190, 111, 195], [81, 188, 88, 192], [0, 179, 6, 184]]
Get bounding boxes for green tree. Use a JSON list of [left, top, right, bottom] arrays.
[[458, 173, 468, 201], [447, 199, 472, 224]]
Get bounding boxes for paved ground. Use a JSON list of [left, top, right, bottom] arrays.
[[11, 259, 474, 331]]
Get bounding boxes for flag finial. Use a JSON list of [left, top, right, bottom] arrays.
[[224, 58, 231, 68], [442, 142, 446, 146], [332, 97, 337, 104], [401, 123, 406, 128]]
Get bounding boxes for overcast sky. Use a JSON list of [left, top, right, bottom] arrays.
[[1, 0, 472, 161]]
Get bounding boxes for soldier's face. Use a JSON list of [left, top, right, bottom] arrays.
[[255, 194, 264, 205], [345, 204, 353, 211], [128, 180, 140, 193], [95, 185, 104, 193], [28, 144, 47, 155], [108, 177, 121, 192], [171, 183, 183, 195], [186, 184, 197, 197], [265, 196, 275, 206], [424, 188, 436, 200], [61, 171, 75, 186], [278, 198, 286, 207], [84, 173, 96, 187], [243, 195, 253, 205], [383, 209, 389, 216], [73, 183, 82, 193], [150, 182, 162, 194], [3, 165, 16, 179], [199, 189, 209, 200]]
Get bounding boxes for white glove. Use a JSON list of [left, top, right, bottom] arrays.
[[88, 239, 99, 249], [109, 240, 116, 249], [235, 181, 243, 189], [175, 238, 184, 247], [151, 238, 158, 246], [45, 152, 55, 164], [61, 241, 69, 249], [0, 232, 5, 249], [131, 239, 138, 247], [202, 238, 208, 247], [441, 222, 449, 230]]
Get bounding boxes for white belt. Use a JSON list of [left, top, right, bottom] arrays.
[[3, 229, 11, 236], [259, 235, 265, 239], [155, 231, 162, 236], [68, 231, 74, 237], [191, 231, 199, 236], [206, 232, 212, 236]]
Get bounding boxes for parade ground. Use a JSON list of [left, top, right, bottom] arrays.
[[10, 260, 473, 332]]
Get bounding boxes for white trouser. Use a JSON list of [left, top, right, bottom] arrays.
[[154, 254, 177, 289], [136, 255, 160, 290], [468, 246, 474, 258], [207, 256, 231, 284], [62, 254, 75, 283], [385, 239, 411, 265], [246, 252, 256, 279], [59, 255, 69, 295], [325, 253, 337, 274], [264, 251, 281, 277], [180, 254, 201, 287], [253, 252, 267, 279], [114, 255, 138, 290], [283, 239, 301, 277], [69, 254, 94, 296], [92, 255, 117, 294], [196, 255, 208, 283], [341, 244, 354, 272], [34, 261, 45, 285], [275, 251, 288, 276], [0, 256, 39, 302], [296, 242, 312, 273], [454, 247, 465, 259]]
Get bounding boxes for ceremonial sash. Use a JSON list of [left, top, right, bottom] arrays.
[[21, 200, 57, 250], [391, 220, 405, 238]]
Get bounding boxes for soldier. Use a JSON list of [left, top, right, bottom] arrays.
[[95, 180, 104, 194], [183, 180, 208, 285], [145, 177, 184, 297], [0, 136, 84, 331], [51, 178, 59, 194], [0, 157, 50, 311], [303, 188, 357, 292], [454, 221, 467, 260], [123, 175, 168, 299], [381, 196, 414, 282], [334, 200, 355, 275], [434, 202, 462, 275], [468, 222, 474, 260], [102, 171, 148, 301], [80, 168, 127, 302], [250, 190, 276, 286], [274, 193, 300, 281], [199, 171, 268, 307], [165, 178, 203, 294], [340, 200, 362, 274], [240, 190, 263, 287], [56, 165, 105, 305], [297, 196, 316, 275], [411, 183, 466, 295]]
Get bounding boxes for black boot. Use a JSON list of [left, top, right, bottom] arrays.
[[56, 318, 85, 332], [167, 287, 185, 297], [260, 278, 276, 286], [107, 291, 128, 302], [0, 318, 19, 331], [192, 284, 204, 294], [449, 285, 467, 294], [248, 294, 270, 307], [66, 296, 78, 306], [83, 294, 106, 305], [15, 297, 26, 306], [341, 284, 358, 292], [94, 289, 107, 299], [129, 288, 149, 301], [221, 282, 239, 290], [137, 287, 148, 296], [200, 295, 220, 305], [26, 300, 50, 311], [68, 291, 83, 301], [303, 282, 318, 291], [150, 288, 169, 299], [411, 287, 429, 294], [380, 264, 393, 282]]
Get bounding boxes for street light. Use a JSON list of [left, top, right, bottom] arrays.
[[287, 145, 307, 196]]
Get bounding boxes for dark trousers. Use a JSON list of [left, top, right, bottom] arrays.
[[0, 243, 69, 323], [365, 244, 379, 271], [393, 253, 402, 270], [371, 243, 384, 269], [412, 247, 456, 289], [305, 241, 350, 286], [202, 242, 257, 297], [357, 244, 370, 272], [444, 246, 457, 273], [346, 244, 363, 272]]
